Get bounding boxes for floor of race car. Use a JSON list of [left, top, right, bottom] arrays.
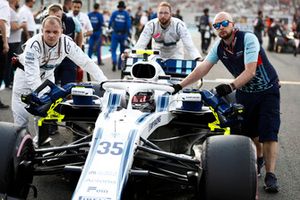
[[26, 121, 209, 200]]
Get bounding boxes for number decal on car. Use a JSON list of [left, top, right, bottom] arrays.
[[97, 142, 124, 155]]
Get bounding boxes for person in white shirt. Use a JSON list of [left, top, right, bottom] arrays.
[[12, 16, 107, 128], [134, 2, 201, 60], [18, 0, 38, 42], [0, 0, 10, 108], [6, 0, 27, 88], [67, 0, 93, 46]]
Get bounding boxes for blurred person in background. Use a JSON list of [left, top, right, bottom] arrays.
[[63, 0, 72, 13], [48, 3, 83, 86], [109, 1, 131, 71], [102, 9, 111, 46], [133, 1, 201, 60], [198, 8, 212, 54], [6, 0, 27, 89], [174, 9, 183, 21], [253, 10, 265, 45], [267, 18, 283, 52], [19, 0, 44, 44], [68, 0, 92, 46], [88, 3, 104, 66], [67, 0, 93, 81], [133, 5, 143, 41], [0, 0, 10, 109], [292, 13, 300, 56], [173, 12, 281, 194]]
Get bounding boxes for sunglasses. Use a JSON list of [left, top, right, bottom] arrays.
[[213, 20, 231, 30]]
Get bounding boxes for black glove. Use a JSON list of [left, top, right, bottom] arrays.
[[215, 83, 233, 97], [172, 84, 182, 95]]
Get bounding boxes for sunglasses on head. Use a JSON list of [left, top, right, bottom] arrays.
[[213, 20, 231, 30]]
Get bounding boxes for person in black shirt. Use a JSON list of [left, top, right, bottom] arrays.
[[253, 10, 265, 45], [198, 8, 212, 54]]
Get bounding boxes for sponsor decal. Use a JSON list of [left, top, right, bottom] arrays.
[[148, 116, 161, 132], [79, 196, 112, 200], [87, 186, 108, 194]]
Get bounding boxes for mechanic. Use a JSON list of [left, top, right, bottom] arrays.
[[172, 12, 280, 193], [88, 3, 104, 66], [132, 1, 201, 60], [12, 16, 107, 128], [109, 1, 131, 71]]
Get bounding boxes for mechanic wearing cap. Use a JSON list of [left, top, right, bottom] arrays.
[[133, 2, 201, 60], [12, 16, 107, 128], [172, 12, 280, 193], [109, 1, 131, 71]]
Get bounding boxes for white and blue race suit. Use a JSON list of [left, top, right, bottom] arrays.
[[12, 33, 107, 128], [134, 17, 201, 60]]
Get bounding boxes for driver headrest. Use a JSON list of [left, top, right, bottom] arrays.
[[131, 60, 164, 81]]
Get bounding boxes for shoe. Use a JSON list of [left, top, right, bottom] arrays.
[[0, 101, 9, 109], [264, 172, 279, 193], [112, 63, 116, 72], [257, 157, 265, 177]]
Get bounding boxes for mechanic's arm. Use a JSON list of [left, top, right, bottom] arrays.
[[66, 38, 107, 82], [172, 41, 220, 94], [134, 21, 153, 49], [231, 33, 260, 89], [180, 60, 214, 88], [178, 21, 202, 60], [23, 45, 42, 91]]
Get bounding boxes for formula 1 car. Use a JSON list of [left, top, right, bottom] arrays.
[[0, 50, 257, 200]]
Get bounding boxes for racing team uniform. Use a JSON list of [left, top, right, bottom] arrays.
[[206, 30, 280, 142], [12, 33, 107, 128], [88, 10, 104, 65], [109, 9, 131, 70], [134, 17, 201, 60]]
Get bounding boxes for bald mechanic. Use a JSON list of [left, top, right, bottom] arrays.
[[133, 1, 201, 60], [172, 12, 280, 193], [12, 16, 107, 128]]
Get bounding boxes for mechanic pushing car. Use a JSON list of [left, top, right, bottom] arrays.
[[12, 16, 107, 128], [124, 1, 202, 61], [172, 11, 281, 193]]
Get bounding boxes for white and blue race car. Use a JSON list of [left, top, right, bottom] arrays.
[[0, 50, 257, 200]]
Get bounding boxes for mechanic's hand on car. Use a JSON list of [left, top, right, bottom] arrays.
[[215, 83, 235, 97], [172, 84, 182, 95]]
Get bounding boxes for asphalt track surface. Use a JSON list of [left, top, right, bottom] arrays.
[[0, 36, 300, 200]]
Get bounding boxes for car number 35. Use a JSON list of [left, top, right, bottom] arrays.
[[97, 142, 124, 155]]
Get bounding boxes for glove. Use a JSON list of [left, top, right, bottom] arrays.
[[172, 84, 182, 95], [215, 83, 233, 97]]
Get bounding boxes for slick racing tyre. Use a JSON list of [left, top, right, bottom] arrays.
[[0, 122, 34, 199], [202, 135, 257, 200]]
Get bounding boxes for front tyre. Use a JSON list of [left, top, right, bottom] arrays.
[[0, 122, 34, 199], [202, 135, 257, 200]]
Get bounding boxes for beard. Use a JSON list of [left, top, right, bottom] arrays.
[[159, 18, 171, 28], [73, 10, 79, 16], [219, 29, 233, 40]]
